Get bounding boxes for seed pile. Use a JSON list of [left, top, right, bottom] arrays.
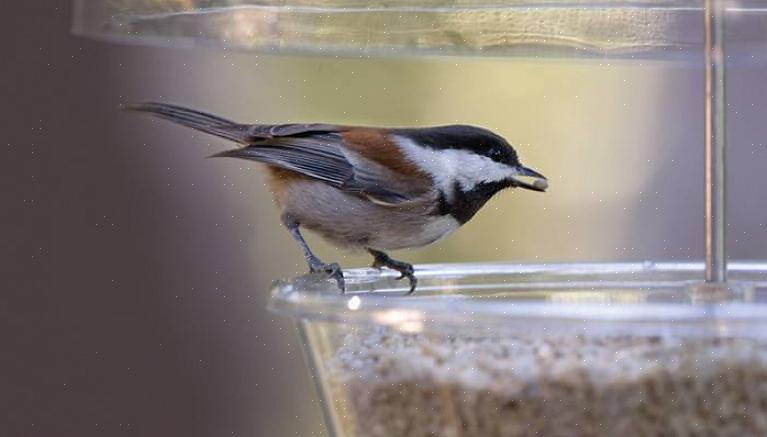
[[329, 327, 767, 437]]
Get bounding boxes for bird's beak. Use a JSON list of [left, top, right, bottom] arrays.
[[510, 166, 548, 192]]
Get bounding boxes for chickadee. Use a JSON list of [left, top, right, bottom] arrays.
[[128, 103, 548, 293]]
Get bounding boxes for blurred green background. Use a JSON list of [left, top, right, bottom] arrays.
[[4, 2, 767, 437]]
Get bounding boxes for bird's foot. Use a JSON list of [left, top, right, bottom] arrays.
[[370, 251, 417, 295], [309, 259, 345, 293]]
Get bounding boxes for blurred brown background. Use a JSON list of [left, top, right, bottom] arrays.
[[3, 2, 767, 437], [3, 3, 326, 436]]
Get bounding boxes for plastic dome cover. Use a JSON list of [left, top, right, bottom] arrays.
[[72, 0, 716, 58]]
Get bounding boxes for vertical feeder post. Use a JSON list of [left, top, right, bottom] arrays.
[[704, 0, 727, 283]]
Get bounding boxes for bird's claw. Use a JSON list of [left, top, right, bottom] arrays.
[[387, 268, 417, 295], [310, 261, 346, 293], [401, 271, 418, 295], [371, 254, 417, 295]]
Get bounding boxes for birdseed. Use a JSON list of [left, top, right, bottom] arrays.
[[328, 326, 767, 437]]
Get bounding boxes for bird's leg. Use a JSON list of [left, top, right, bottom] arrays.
[[368, 249, 417, 295], [282, 215, 345, 292]]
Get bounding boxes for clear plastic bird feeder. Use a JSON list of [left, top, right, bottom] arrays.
[[73, 1, 767, 435]]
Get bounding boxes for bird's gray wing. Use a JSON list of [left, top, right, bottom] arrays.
[[215, 134, 352, 186], [215, 134, 431, 205], [126, 103, 431, 204]]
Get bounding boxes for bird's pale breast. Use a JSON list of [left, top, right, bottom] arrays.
[[268, 168, 459, 251]]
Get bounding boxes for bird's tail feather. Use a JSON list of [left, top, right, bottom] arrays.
[[125, 102, 250, 144]]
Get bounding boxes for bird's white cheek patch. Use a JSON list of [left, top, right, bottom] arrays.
[[395, 136, 517, 196], [451, 154, 516, 190]]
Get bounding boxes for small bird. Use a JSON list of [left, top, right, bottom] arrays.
[[128, 102, 548, 293]]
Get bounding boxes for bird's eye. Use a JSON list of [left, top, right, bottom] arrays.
[[489, 148, 503, 161]]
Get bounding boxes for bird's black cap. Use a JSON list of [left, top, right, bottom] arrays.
[[392, 125, 520, 167]]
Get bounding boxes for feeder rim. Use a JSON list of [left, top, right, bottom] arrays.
[[268, 261, 767, 335]]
